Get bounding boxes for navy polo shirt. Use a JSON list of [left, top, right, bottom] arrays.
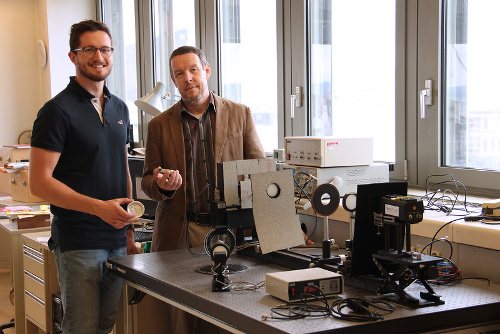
[[31, 77, 130, 252]]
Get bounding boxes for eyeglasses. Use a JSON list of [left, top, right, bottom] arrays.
[[71, 46, 114, 58]]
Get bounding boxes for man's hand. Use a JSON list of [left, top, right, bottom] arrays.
[[94, 198, 139, 229], [126, 229, 139, 255], [154, 167, 182, 191]]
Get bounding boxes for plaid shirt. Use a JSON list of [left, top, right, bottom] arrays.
[[180, 93, 217, 213]]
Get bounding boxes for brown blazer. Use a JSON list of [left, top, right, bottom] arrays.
[[141, 94, 266, 252]]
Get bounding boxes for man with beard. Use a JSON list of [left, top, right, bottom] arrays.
[[141, 46, 265, 333], [30, 20, 138, 334], [142, 46, 265, 252]]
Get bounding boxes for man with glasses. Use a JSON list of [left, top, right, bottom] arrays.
[[30, 20, 138, 334]]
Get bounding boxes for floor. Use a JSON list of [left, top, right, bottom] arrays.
[[0, 268, 15, 333]]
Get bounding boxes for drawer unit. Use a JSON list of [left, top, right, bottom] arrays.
[[23, 243, 48, 332], [0, 145, 30, 163], [23, 245, 44, 278], [25, 291, 46, 329], [22, 234, 60, 334], [11, 170, 45, 203], [24, 271, 45, 300]]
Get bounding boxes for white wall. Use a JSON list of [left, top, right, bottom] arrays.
[[0, 0, 95, 147], [0, 0, 95, 268], [0, 0, 41, 146], [45, 0, 96, 97]]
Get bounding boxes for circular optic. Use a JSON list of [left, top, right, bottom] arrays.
[[342, 192, 357, 212], [311, 183, 340, 216], [266, 183, 280, 198], [204, 227, 236, 257]]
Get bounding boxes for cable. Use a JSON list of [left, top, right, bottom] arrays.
[[464, 215, 500, 223], [428, 217, 463, 255], [293, 171, 318, 244], [481, 220, 500, 225], [137, 219, 154, 231], [423, 174, 475, 214], [330, 297, 394, 322], [428, 258, 461, 285], [185, 217, 208, 256], [294, 171, 317, 204], [299, 211, 320, 245], [426, 256, 491, 285], [263, 287, 394, 323], [264, 286, 330, 321], [235, 240, 259, 251], [230, 281, 265, 291], [421, 237, 454, 260], [457, 277, 491, 284], [185, 181, 213, 255], [428, 214, 498, 256]]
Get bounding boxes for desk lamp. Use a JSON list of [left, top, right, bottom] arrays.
[[134, 82, 181, 116]]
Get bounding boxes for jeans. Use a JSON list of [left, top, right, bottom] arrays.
[[53, 246, 126, 334]]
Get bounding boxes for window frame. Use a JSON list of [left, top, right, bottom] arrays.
[[415, 0, 500, 195], [290, 0, 406, 180], [98, 0, 500, 195]]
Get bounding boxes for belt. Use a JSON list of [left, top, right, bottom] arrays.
[[187, 212, 212, 226]]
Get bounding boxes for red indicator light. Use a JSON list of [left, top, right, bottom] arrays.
[[304, 286, 318, 293]]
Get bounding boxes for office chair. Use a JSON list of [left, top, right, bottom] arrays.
[[0, 318, 14, 334]]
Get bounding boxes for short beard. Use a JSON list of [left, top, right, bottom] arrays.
[[183, 92, 203, 104], [83, 71, 108, 82], [77, 60, 111, 82]]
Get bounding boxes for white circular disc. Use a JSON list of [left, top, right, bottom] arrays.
[[266, 183, 280, 198], [127, 201, 145, 217]]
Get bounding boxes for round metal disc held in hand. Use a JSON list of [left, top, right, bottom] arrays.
[[127, 201, 145, 217]]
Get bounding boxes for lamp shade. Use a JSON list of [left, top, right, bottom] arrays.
[[134, 82, 166, 116]]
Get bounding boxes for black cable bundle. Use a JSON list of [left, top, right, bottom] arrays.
[[330, 297, 394, 322], [263, 286, 395, 322], [265, 288, 331, 321], [422, 174, 479, 215]]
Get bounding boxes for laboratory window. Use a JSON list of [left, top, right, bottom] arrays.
[[218, 0, 279, 153], [442, 0, 500, 171], [153, 0, 197, 110], [309, 0, 397, 163], [102, 0, 139, 144]]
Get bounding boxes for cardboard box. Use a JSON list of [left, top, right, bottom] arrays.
[[0, 145, 30, 164], [11, 214, 51, 229], [11, 170, 44, 203]]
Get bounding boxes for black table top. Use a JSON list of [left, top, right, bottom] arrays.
[[108, 249, 500, 334]]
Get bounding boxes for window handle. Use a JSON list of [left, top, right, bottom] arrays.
[[420, 80, 433, 119], [420, 89, 427, 118], [290, 86, 302, 119]]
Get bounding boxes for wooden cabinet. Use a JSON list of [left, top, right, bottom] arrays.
[[22, 233, 59, 334]]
